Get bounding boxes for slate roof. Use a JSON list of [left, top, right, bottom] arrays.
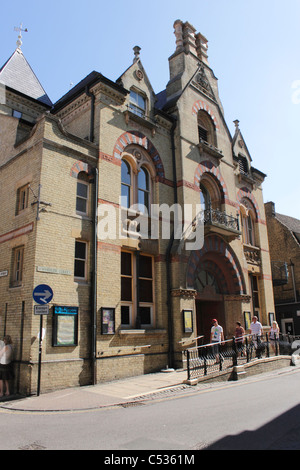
[[53, 71, 128, 112], [0, 48, 52, 107], [276, 212, 300, 245]]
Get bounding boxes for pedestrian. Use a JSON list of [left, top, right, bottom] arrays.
[[250, 316, 263, 359], [0, 335, 14, 397], [235, 321, 245, 357], [210, 319, 224, 363], [269, 321, 280, 354]]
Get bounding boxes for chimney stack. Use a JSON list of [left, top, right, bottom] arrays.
[[172, 20, 209, 64]]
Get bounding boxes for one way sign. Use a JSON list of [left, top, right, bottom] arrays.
[[33, 284, 53, 305]]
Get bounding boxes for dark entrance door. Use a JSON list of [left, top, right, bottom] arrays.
[[196, 300, 225, 344]]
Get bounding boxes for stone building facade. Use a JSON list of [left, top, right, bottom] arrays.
[[265, 202, 300, 335], [0, 20, 275, 395]]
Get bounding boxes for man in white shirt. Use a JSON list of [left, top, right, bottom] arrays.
[[250, 316, 263, 358], [210, 319, 224, 363]]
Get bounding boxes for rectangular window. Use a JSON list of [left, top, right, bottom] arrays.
[[16, 184, 29, 215], [121, 251, 133, 326], [121, 251, 154, 328], [11, 246, 24, 287], [250, 275, 260, 318], [74, 241, 87, 279], [129, 90, 146, 117], [139, 255, 153, 326], [76, 181, 89, 214]]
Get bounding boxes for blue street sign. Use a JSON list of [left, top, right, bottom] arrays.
[[33, 284, 53, 305]]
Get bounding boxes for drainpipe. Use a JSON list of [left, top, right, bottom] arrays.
[[86, 86, 95, 142], [91, 167, 98, 385], [166, 119, 178, 369]]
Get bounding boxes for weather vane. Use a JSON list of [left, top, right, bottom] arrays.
[[14, 23, 28, 49]]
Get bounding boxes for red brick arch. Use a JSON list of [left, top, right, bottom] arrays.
[[113, 130, 165, 180], [237, 187, 261, 221], [192, 100, 220, 130], [70, 160, 94, 179], [194, 160, 229, 201], [186, 234, 246, 295]]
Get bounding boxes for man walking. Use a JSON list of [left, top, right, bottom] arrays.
[[210, 319, 224, 363], [250, 316, 263, 359]]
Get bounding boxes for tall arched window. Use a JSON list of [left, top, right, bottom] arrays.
[[240, 201, 257, 246], [200, 175, 223, 210], [198, 110, 216, 146], [121, 160, 131, 209], [76, 172, 89, 215], [138, 166, 150, 213], [200, 183, 211, 210]]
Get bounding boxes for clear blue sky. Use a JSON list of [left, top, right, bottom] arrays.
[[1, 0, 299, 219]]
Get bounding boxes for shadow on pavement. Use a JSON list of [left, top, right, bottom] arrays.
[[205, 404, 300, 450]]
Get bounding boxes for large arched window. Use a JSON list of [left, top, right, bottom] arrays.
[[195, 269, 221, 295], [120, 147, 155, 215], [121, 160, 132, 209]]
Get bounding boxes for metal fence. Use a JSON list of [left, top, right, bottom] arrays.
[[185, 333, 300, 381]]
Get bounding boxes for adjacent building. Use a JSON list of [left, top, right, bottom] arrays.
[[0, 21, 275, 395], [265, 202, 300, 335]]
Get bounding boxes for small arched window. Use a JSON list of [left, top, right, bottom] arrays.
[[76, 172, 89, 215], [198, 110, 216, 146], [200, 174, 223, 210], [121, 160, 132, 209]]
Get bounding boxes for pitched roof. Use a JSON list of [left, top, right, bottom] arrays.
[[276, 212, 300, 245], [0, 48, 52, 107], [53, 71, 128, 113]]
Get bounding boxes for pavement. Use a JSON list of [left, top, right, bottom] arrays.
[[0, 369, 188, 412]]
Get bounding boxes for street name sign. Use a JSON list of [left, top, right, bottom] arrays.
[[34, 305, 49, 315]]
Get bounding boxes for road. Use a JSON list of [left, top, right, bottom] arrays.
[[0, 367, 300, 451]]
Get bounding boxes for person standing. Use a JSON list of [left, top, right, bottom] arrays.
[[269, 321, 280, 354], [250, 316, 263, 359], [210, 319, 224, 363], [235, 321, 245, 357], [0, 335, 14, 397]]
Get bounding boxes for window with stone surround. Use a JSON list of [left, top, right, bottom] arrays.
[[16, 184, 29, 215], [129, 89, 146, 118], [121, 251, 154, 328], [76, 172, 89, 215], [74, 240, 87, 280], [10, 246, 24, 287]]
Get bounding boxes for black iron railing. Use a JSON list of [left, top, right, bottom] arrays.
[[185, 333, 300, 381], [203, 206, 240, 232]]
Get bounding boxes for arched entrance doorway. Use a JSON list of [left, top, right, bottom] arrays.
[[186, 235, 246, 343]]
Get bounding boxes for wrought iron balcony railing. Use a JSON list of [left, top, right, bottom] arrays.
[[203, 206, 240, 233]]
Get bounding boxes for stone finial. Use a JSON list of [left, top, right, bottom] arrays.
[[234, 119, 240, 129], [133, 46, 141, 63]]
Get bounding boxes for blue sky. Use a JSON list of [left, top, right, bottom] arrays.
[[1, 0, 299, 219]]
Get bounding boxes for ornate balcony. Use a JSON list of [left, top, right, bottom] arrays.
[[203, 206, 241, 241]]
